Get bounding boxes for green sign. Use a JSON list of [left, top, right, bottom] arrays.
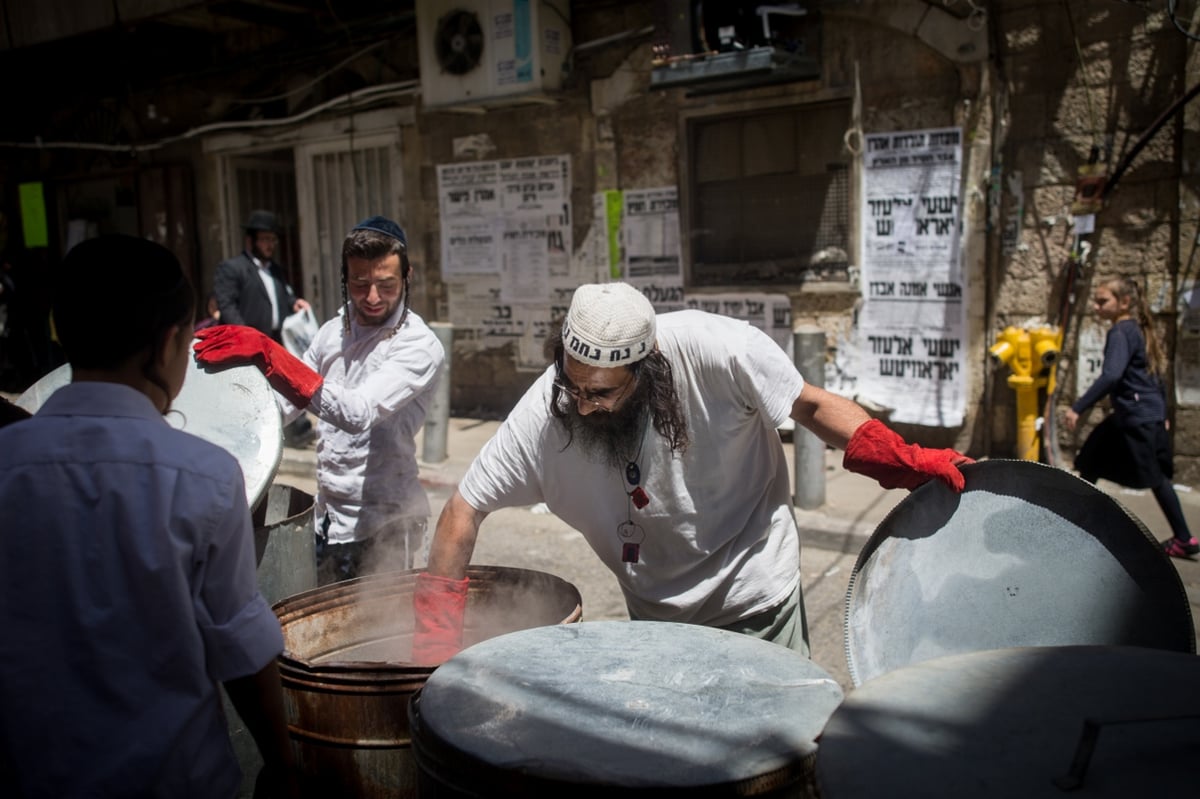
[[605, 190, 623, 279], [19, 182, 48, 248]]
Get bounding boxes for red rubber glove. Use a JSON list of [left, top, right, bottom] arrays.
[[842, 418, 972, 492], [194, 325, 323, 410], [412, 573, 470, 665]]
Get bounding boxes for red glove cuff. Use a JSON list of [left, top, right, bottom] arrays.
[[412, 573, 470, 665], [264, 358, 323, 410], [843, 418, 970, 492], [193, 325, 323, 409]]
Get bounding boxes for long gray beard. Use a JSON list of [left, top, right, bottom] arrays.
[[564, 400, 647, 470]]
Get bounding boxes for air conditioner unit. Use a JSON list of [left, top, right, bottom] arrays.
[[417, 0, 571, 109]]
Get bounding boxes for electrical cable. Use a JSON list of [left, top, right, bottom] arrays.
[[229, 38, 392, 105], [1168, 0, 1200, 42], [0, 80, 419, 154]]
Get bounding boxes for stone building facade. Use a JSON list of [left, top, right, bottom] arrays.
[[0, 0, 1196, 480]]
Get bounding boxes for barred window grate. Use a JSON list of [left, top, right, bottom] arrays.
[[689, 102, 851, 286]]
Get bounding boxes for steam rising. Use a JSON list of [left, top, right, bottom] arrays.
[[277, 566, 583, 667]]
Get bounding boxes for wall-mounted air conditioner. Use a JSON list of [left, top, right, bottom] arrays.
[[416, 0, 571, 109]]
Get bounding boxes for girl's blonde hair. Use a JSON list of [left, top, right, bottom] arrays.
[[1100, 276, 1166, 378]]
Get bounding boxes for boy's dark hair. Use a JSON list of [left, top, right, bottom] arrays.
[[54, 235, 194, 370]]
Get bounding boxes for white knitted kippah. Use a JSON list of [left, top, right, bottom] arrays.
[[561, 282, 656, 368]]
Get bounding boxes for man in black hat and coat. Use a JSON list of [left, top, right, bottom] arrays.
[[214, 209, 314, 445], [214, 210, 309, 340]]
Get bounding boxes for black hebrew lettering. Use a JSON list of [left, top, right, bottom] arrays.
[[867, 335, 913, 356], [645, 285, 685, 303], [866, 198, 914, 216], [922, 338, 961, 357], [878, 359, 960, 380], [915, 218, 955, 236], [920, 196, 958, 214], [722, 301, 746, 316]]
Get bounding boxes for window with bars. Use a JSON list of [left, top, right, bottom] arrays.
[[687, 101, 851, 286]]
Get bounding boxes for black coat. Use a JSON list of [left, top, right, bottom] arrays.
[[213, 252, 299, 341]]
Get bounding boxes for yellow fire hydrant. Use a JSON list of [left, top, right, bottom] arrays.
[[988, 325, 1062, 461]]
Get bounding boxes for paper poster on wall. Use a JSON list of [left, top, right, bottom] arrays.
[[621, 187, 685, 311], [684, 293, 794, 358], [499, 219, 551, 303], [439, 155, 570, 372], [516, 286, 577, 368], [856, 127, 967, 427], [1073, 320, 1107, 399], [1175, 280, 1200, 405], [437, 162, 500, 275], [438, 154, 571, 279]]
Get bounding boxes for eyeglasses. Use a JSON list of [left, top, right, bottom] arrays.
[[554, 373, 635, 412]]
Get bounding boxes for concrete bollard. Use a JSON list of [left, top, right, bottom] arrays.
[[793, 327, 826, 510], [423, 322, 454, 464]]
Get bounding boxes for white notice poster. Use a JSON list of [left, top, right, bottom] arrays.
[[857, 127, 967, 427], [438, 154, 571, 286], [622, 187, 685, 312]]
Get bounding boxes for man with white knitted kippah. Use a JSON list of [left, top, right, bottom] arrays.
[[413, 282, 972, 663]]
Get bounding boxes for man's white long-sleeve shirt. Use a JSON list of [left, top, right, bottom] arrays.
[[283, 304, 446, 544]]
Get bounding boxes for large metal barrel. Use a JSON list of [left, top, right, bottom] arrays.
[[250, 482, 317, 604], [409, 620, 844, 798], [816, 645, 1200, 797], [843, 459, 1195, 686], [227, 481, 317, 798], [274, 565, 583, 799]]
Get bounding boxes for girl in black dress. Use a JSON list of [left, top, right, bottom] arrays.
[[1065, 276, 1196, 558]]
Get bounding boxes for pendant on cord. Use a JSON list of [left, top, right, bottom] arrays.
[[617, 520, 645, 564], [625, 461, 650, 509]]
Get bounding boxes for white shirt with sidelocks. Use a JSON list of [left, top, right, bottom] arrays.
[[459, 310, 805, 626], [0, 382, 283, 798], [283, 304, 446, 545]]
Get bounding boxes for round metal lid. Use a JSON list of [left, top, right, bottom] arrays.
[[843, 459, 1195, 687], [16, 347, 282, 511], [816, 645, 1200, 797], [413, 620, 844, 791]]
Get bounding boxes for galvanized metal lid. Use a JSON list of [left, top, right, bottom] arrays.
[[411, 620, 844, 794], [817, 645, 1200, 797], [16, 348, 282, 512], [843, 459, 1195, 687]]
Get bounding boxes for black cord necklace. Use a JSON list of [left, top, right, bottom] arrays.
[[617, 415, 650, 564]]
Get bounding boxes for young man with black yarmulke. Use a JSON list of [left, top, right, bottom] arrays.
[[195, 216, 447, 584]]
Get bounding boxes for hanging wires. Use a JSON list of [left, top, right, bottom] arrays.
[[1168, 0, 1200, 42], [1062, 0, 1104, 159]]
